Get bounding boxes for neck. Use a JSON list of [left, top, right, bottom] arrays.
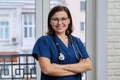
[[57, 34, 67, 39], [55, 32, 68, 39]]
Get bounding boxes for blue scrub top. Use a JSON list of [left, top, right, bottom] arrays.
[[32, 34, 89, 80]]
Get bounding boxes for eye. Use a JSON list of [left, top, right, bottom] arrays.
[[51, 18, 58, 21], [61, 17, 68, 21], [51, 17, 68, 22]]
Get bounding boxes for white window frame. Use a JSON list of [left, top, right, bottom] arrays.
[[86, 0, 107, 80], [35, 0, 108, 80]]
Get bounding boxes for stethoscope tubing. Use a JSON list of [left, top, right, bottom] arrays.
[[52, 34, 82, 61]]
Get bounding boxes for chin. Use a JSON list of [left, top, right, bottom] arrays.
[[56, 31, 65, 34]]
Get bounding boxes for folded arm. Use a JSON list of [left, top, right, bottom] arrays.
[[55, 58, 92, 73], [38, 57, 76, 77]]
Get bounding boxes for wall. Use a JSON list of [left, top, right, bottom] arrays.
[[108, 0, 120, 80]]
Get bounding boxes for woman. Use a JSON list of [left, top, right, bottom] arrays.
[[32, 5, 92, 80]]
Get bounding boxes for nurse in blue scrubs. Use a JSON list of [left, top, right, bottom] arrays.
[[32, 5, 92, 80]]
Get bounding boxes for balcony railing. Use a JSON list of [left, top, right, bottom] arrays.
[[0, 54, 36, 80]]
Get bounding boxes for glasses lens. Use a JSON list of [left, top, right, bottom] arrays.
[[61, 17, 68, 21], [51, 17, 68, 22]]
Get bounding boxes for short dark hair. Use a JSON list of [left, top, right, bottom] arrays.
[[46, 5, 73, 35]]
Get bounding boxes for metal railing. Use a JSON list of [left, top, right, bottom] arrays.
[[0, 54, 36, 80]]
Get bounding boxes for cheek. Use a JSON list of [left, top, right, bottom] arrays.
[[65, 19, 70, 26], [50, 21, 56, 27], [65, 22, 70, 26]]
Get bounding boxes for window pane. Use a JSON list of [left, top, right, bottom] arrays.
[[80, 1, 86, 12], [29, 14, 32, 25], [24, 27, 27, 37], [29, 27, 32, 37], [80, 22, 85, 31], [24, 14, 27, 25], [0, 28, 3, 39], [5, 27, 9, 39], [0, 22, 9, 40]]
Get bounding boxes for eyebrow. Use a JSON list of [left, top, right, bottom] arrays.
[[51, 17, 68, 18]]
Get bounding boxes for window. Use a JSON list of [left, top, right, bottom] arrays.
[[22, 14, 35, 38], [80, 22, 85, 31], [80, 1, 86, 12], [0, 21, 9, 40]]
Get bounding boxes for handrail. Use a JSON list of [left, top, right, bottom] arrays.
[[0, 54, 36, 80]]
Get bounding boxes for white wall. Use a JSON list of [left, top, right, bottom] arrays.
[[108, 0, 120, 80]]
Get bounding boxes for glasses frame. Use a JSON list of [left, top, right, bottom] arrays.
[[51, 17, 69, 23]]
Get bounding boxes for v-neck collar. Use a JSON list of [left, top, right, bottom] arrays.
[[55, 35, 70, 49]]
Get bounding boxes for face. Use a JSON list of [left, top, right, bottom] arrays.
[[50, 11, 70, 35]]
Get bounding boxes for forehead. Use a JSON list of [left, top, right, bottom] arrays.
[[52, 11, 68, 18]]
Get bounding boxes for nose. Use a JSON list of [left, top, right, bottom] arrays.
[[58, 19, 62, 24]]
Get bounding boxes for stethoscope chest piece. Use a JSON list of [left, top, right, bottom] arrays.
[[59, 53, 65, 61]]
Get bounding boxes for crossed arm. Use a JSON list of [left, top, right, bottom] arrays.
[[38, 57, 92, 77]]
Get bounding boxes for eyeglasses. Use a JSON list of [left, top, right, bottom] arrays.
[[51, 17, 68, 23]]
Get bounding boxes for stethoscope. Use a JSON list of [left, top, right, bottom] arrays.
[[52, 34, 82, 61]]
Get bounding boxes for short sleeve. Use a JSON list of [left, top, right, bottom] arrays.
[[32, 36, 51, 60], [76, 38, 89, 59]]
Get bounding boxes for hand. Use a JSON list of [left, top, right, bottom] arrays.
[[79, 58, 91, 63]]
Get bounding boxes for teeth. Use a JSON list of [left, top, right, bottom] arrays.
[[57, 26, 63, 28], [58, 27, 63, 29]]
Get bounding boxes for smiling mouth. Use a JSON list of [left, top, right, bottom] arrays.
[[56, 25, 64, 29]]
